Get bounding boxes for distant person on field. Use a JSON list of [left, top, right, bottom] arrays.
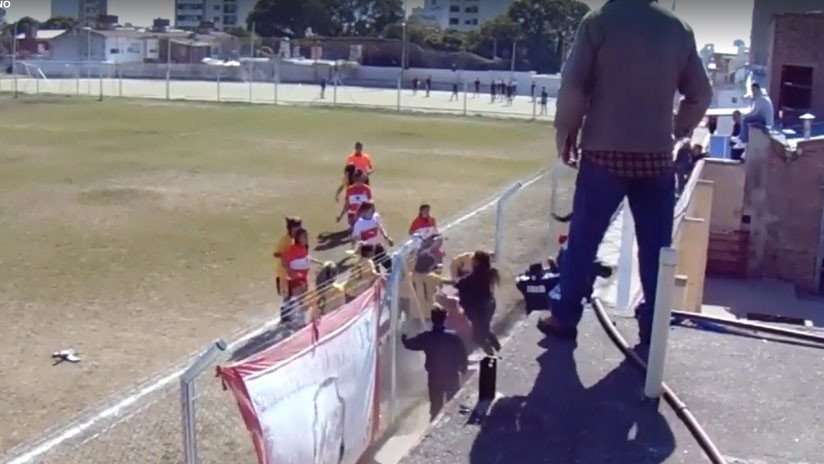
[[474, 77, 481, 97], [320, 78, 326, 99], [402, 306, 469, 421], [531, 81, 536, 102], [273, 216, 303, 298], [450, 82, 459, 102], [335, 141, 373, 201], [540, 87, 549, 115], [739, 83, 774, 145], [490, 78, 497, 102], [412, 76, 419, 95], [425, 75, 432, 97], [542, 0, 712, 345]]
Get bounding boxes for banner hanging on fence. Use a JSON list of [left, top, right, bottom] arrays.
[[219, 283, 381, 464]]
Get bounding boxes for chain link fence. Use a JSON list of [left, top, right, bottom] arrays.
[[0, 59, 556, 121], [2, 167, 570, 463]]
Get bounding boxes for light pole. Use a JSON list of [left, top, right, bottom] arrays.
[[511, 18, 525, 74]]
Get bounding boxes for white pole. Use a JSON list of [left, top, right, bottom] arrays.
[[397, 21, 406, 112], [510, 41, 516, 73], [248, 61, 252, 103], [166, 38, 171, 100], [250, 22, 255, 58], [12, 22, 17, 97], [616, 200, 635, 311], [216, 72, 221, 101], [249, 22, 255, 103], [86, 29, 91, 95], [462, 80, 467, 116], [644, 247, 678, 399], [333, 64, 338, 105], [273, 58, 278, 105]]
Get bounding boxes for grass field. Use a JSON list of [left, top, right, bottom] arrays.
[[0, 95, 552, 452]]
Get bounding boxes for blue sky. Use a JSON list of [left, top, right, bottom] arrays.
[[5, 0, 753, 50]]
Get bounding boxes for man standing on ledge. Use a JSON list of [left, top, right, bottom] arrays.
[[540, 0, 712, 345]]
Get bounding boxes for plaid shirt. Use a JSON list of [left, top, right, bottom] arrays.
[[584, 150, 674, 178]]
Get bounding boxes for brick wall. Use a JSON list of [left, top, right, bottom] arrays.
[[767, 13, 824, 125], [758, 138, 824, 292]]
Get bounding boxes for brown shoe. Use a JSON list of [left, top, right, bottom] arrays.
[[537, 316, 578, 340]]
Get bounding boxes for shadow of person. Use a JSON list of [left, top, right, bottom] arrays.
[[315, 230, 352, 252], [469, 339, 676, 464]]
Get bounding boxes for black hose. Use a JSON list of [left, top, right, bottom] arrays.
[[671, 310, 824, 346], [591, 298, 728, 464]]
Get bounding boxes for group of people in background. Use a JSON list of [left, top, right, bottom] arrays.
[[409, 75, 550, 113]]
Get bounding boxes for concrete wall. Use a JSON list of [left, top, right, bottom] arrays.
[[703, 160, 746, 233], [750, 0, 824, 67], [48, 31, 106, 62], [766, 13, 824, 124], [744, 129, 824, 292]]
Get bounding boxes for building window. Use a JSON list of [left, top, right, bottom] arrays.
[[214, 16, 221, 22], [465, 6, 478, 13], [464, 18, 478, 25], [214, 5, 221, 10], [223, 4, 237, 14], [127, 42, 141, 53], [224, 15, 237, 25], [449, 17, 459, 25], [110, 48, 120, 54], [449, 5, 459, 12]]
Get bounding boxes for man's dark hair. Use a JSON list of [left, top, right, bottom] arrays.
[[431, 306, 447, 326], [751, 83, 761, 90]]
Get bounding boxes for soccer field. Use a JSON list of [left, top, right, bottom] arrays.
[[0, 96, 551, 451]]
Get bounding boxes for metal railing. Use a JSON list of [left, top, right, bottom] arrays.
[[0, 60, 556, 121], [3, 167, 560, 464]]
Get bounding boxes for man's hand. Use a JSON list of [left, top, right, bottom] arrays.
[[557, 129, 580, 168], [387, 237, 395, 247]]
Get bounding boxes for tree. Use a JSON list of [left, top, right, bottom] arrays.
[[6, 16, 39, 35], [506, 0, 589, 72], [42, 16, 79, 30], [227, 26, 249, 38], [247, 0, 402, 37], [246, 0, 324, 37]]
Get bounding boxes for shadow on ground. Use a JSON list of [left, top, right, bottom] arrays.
[[316, 229, 352, 252], [468, 338, 675, 464]]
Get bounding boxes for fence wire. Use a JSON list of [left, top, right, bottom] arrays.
[[2, 169, 570, 463], [0, 60, 556, 121]]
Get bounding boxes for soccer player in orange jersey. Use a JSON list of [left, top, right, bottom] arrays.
[[337, 170, 372, 229], [335, 142, 374, 201]]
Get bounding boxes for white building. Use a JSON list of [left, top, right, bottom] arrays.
[[410, 0, 515, 31], [50, 0, 109, 26], [175, 0, 256, 31]]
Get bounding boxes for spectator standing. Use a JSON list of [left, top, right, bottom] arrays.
[[490, 79, 497, 102], [412, 76, 419, 95], [425, 75, 432, 97], [474, 77, 481, 97], [443, 251, 501, 355], [402, 307, 469, 420], [450, 82, 459, 102], [531, 81, 536, 102], [540, 87, 549, 115], [320, 78, 326, 99], [541, 0, 712, 345]]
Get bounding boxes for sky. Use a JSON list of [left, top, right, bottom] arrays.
[[5, 0, 754, 50]]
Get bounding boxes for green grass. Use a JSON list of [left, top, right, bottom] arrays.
[[0, 96, 553, 449]]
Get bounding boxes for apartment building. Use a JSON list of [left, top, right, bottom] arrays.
[[50, 0, 109, 26], [175, 0, 255, 31], [411, 0, 514, 31]]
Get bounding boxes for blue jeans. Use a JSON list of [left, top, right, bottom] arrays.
[[553, 157, 675, 340], [739, 114, 766, 143]]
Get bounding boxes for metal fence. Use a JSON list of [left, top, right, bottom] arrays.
[[3, 167, 563, 464], [0, 60, 556, 121]]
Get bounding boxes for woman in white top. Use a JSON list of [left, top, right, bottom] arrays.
[[352, 201, 394, 271]]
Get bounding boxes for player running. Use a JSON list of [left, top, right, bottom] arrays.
[[335, 141, 374, 201], [273, 216, 303, 297], [352, 201, 394, 271], [336, 170, 372, 229]]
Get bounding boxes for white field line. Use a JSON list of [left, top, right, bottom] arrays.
[[4, 169, 548, 464]]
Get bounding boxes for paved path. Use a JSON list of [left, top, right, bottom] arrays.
[[0, 76, 557, 121]]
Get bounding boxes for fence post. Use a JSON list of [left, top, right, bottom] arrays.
[[118, 66, 122, 97], [494, 181, 524, 265], [76, 65, 80, 96], [180, 339, 228, 464], [217, 72, 221, 102], [387, 237, 421, 425], [644, 247, 678, 399], [532, 95, 537, 120], [616, 200, 635, 312], [98, 68, 103, 101], [396, 72, 402, 112], [273, 59, 279, 105], [463, 81, 468, 116], [248, 62, 253, 104], [165, 65, 171, 100], [35, 71, 40, 95]]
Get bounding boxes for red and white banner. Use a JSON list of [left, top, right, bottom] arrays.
[[219, 283, 382, 464]]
